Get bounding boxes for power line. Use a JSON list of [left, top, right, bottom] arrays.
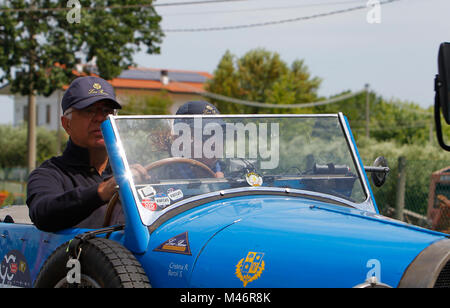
[[163, 0, 400, 32], [199, 89, 366, 108], [169, 74, 430, 113], [156, 0, 247, 7], [0, 0, 401, 32], [0, 0, 246, 13], [168, 75, 366, 108], [159, 0, 366, 17]]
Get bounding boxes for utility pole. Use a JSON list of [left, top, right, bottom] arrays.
[[57, 90, 62, 155], [395, 156, 407, 221], [365, 83, 370, 138], [27, 91, 37, 173], [27, 0, 38, 173]]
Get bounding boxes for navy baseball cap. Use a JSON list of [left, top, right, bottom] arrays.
[[174, 101, 225, 131], [61, 76, 121, 113], [176, 101, 220, 115]]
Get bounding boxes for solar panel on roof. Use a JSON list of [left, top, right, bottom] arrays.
[[168, 72, 207, 83], [118, 70, 160, 80], [117, 69, 207, 83]]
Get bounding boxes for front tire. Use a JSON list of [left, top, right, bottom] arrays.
[[34, 238, 150, 288]]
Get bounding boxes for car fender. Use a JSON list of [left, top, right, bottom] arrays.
[[0, 223, 125, 287], [140, 195, 447, 288]]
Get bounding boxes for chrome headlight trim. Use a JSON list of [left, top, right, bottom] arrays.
[[398, 238, 450, 288]]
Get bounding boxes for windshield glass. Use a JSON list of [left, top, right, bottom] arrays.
[[111, 115, 370, 226]]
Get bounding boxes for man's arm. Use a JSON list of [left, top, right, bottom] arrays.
[[27, 168, 106, 232]]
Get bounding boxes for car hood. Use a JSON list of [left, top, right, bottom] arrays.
[[146, 194, 447, 288]]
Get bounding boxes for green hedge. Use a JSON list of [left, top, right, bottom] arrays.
[[0, 124, 67, 170], [357, 137, 449, 216]]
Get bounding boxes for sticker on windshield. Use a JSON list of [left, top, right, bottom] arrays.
[[137, 185, 156, 200], [167, 188, 183, 201], [246, 172, 263, 187], [155, 193, 171, 209], [142, 199, 158, 211]]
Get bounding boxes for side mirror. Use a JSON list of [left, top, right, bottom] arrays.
[[435, 42, 450, 151], [364, 156, 389, 187], [438, 43, 450, 124]]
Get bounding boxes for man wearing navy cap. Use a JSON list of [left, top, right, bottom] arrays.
[[175, 101, 225, 178], [26, 76, 145, 231]]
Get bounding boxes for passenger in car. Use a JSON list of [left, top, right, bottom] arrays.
[[174, 101, 225, 179]]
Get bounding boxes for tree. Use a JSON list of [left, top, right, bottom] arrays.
[[206, 49, 322, 114], [0, 0, 163, 172], [0, 124, 67, 170], [120, 92, 172, 115], [368, 99, 430, 144], [313, 88, 438, 145], [205, 51, 241, 114]]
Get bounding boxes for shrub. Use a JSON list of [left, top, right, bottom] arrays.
[[0, 124, 67, 169], [357, 137, 448, 215]]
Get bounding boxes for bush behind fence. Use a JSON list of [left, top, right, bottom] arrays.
[[368, 158, 449, 231]]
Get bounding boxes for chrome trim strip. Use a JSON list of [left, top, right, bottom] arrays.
[[147, 186, 373, 233], [398, 238, 450, 288], [337, 112, 375, 212], [110, 114, 339, 120]]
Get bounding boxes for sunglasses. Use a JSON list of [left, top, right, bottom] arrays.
[[66, 105, 118, 119]]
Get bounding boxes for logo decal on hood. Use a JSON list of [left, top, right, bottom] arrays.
[[235, 251, 265, 287], [153, 232, 192, 255]]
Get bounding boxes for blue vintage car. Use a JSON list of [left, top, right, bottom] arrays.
[[0, 113, 449, 288]]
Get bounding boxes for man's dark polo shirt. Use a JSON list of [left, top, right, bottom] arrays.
[[27, 139, 112, 232]]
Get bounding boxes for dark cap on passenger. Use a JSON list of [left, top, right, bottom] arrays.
[[176, 101, 220, 115], [61, 76, 122, 113]]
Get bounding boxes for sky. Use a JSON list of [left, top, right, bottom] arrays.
[[1, 0, 449, 124]]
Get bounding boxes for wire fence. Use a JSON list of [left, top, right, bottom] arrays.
[[1, 161, 449, 234], [369, 159, 450, 233]]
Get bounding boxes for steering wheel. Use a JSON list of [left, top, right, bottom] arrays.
[[144, 157, 216, 179], [103, 191, 120, 227]]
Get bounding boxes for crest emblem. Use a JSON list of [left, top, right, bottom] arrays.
[[235, 251, 265, 287], [203, 104, 217, 114], [88, 82, 108, 95], [246, 172, 263, 187]]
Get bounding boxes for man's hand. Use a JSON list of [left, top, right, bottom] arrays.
[[97, 176, 118, 202], [130, 164, 150, 182], [97, 164, 149, 202]]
